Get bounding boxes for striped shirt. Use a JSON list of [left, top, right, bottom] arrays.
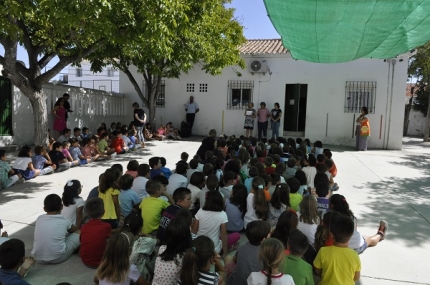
[[177, 270, 219, 285]]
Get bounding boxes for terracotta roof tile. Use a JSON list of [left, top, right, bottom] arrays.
[[239, 39, 288, 55]]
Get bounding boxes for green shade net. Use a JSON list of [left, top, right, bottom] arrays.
[[263, 0, 430, 63]]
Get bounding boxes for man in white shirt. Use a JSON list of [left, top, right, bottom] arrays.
[[166, 162, 188, 196], [184, 96, 199, 131]]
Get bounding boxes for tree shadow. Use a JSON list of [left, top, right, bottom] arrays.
[[0, 182, 52, 206], [357, 154, 430, 247]]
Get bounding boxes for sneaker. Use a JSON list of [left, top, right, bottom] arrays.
[[332, 183, 339, 191], [377, 220, 388, 241], [17, 178, 25, 184]]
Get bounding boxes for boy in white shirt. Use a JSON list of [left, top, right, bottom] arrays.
[[166, 161, 188, 196], [131, 164, 150, 199], [31, 194, 80, 264]]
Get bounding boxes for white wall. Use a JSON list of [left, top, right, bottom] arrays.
[[407, 109, 425, 136], [119, 55, 408, 149], [0, 83, 130, 147]]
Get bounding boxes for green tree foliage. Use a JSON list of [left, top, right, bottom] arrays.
[[0, 0, 147, 145], [408, 42, 430, 141], [89, 0, 246, 126]]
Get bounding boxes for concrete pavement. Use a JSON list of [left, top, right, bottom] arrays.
[[1, 137, 429, 285]]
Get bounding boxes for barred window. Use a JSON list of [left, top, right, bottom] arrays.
[[186, 83, 195, 92], [227, 80, 254, 110], [344, 81, 376, 113], [141, 80, 166, 108], [199, 83, 208, 92], [76, 68, 82, 77], [107, 68, 114, 77]]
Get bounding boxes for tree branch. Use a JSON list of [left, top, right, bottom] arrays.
[[37, 52, 56, 70], [123, 67, 149, 108], [32, 40, 106, 87]]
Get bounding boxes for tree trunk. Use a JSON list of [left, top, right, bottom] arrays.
[[147, 76, 161, 130], [425, 91, 430, 142], [403, 97, 412, 136], [28, 90, 49, 146]]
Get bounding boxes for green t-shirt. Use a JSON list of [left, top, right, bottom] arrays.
[[98, 139, 108, 152], [280, 255, 314, 285], [289, 193, 303, 212]]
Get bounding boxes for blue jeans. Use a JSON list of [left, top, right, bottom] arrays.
[[271, 121, 280, 139]]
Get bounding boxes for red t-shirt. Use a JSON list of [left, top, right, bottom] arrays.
[[80, 219, 111, 267], [111, 137, 124, 154], [265, 167, 276, 175], [329, 161, 337, 177]]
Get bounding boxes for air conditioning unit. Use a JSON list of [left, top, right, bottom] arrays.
[[249, 60, 267, 73]]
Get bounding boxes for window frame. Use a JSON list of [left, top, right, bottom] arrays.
[[141, 80, 166, 108], [344, 81, 376, 113], [76, 68, 83, 77], [227, 80, 254, 110]]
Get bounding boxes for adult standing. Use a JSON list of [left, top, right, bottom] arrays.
[[270, 102, 282, 139], [51, 98, 67, 139], [257, 102, 271, 140], [243, 102, 256, 137], [184, 96, 199, 131], [356, 107, 370, 151], [132, 102, 147, 143], [62, 93, 73, 122]]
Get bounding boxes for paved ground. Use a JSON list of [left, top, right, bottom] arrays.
[[1, 137, 430, 285]]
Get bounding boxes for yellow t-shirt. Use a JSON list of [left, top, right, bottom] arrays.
[[313, 246, 361, 285], [98, 187, 120, 220], [140, 197, 169, 234]]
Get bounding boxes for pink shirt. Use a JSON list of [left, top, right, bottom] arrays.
[[257, 108, 270, 122], [62, 149, 71, 158]]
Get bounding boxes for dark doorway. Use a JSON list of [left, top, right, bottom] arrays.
[[0, 76, 13, 136], [284, 84, 307, 135]]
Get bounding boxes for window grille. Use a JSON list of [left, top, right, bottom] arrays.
[[141, 80, 166, 108], [344, 81, 376, 113], [107, 68, 114, 77], [227, 80, 254, 110], [199, 83, 208, 92], [76, 68, 82, 77], [186, 83, 195, 92]]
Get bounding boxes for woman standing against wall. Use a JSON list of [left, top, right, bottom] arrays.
[[257, 102, 271, 140], [51, 98, 67, 139], [244, 102, 256, 137], [270, 103, 282, 139], [356, 107, 370, 151]]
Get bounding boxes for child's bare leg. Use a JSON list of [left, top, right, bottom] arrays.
[[365, 220, 388, 247]]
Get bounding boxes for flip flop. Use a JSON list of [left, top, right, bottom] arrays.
[[377, 220, 388, 241]]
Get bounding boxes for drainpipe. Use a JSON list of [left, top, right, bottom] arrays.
[[383, 60, 391, 149], [386, 59, 396, 149]]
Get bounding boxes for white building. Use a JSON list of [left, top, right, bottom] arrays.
[[119, 39, 409, 150], [63, 60, 120, 93]]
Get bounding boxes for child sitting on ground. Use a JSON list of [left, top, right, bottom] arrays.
[[160, 157, 172, 179], [99, 168, 121, 229], [98, 133, 116, 156], [0, 150, 24, 189], [244, 166, 258, 193], [131, 164, 151, 199], [0, 239, 35, 285], [49, 142, 72, 172], [227, 220, 271, 285], [13, 146, 41, 180], [61, 141, 79, 167], [139, 180, 174, 235], [56, 128, 71, 143], [313, 213, 361, 285], [280, 229, 314, 285], [81, 138, 100, 161], [244, 177, 269, 229], [178, 236, 224, 285], [149, 157, 163, 178], [264, 156, 275, 175], [316, 182, 330, 217], [284, 158, 297, 179], [157, 187, 192, 245], [247, 238, 295, 285], [80, 198, 111, 268], [166, 161, 188, 196], [71, 127, 82, 141], [125, 160, 139, 178], [31, 145, 56, 174], [119, 174, 141, 218], [180, 152, 189, 163], [95, 232, 147, 285], [198, 174, 218, 209], [111, 131, 129, 154], [287, 177, 303, 212], [69, 138, 91, 165], [31, 194, 80, 264], [61, 180, 85, 229]]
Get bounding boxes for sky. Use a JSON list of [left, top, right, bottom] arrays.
[[0, 0, 278, 74]]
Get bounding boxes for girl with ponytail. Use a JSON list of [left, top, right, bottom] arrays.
[[330, 194, 388, 254], [244, 176, 269, 229], [247, 238, 295, 285], [178, 236, 225, 285]]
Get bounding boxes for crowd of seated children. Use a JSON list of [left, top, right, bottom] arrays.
[[4, 132, 392, 285]]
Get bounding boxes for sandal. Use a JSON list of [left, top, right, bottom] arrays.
[[377, 220, 388, 241]]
